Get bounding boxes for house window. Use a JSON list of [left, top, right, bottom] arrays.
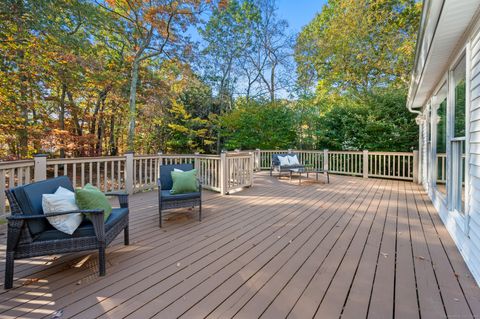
[[435, 97, 447, 196], [450, 55, 466, 214]]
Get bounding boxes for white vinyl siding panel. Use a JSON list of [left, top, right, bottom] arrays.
[[466, 26, 480, 284]]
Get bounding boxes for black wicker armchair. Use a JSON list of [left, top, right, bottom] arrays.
[[157, 164, 202, 227], [4, 176, 129, 289]]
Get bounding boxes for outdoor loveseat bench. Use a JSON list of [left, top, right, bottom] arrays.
[[270, 153, 305, 177]]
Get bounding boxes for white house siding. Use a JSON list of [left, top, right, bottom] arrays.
[[416, 22, 480, 286], [466, 26, 480, 284]]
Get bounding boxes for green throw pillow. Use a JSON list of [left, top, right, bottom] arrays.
[[75, 184, 112, 222], [170, 169, 198, 194]]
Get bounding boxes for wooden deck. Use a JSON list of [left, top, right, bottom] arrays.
[[1, 173, 480, 318]]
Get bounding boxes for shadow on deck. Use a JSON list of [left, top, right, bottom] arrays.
[[0, 172, 480, 318]]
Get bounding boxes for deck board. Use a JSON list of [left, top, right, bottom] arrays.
[[0, 173, 479, 318]]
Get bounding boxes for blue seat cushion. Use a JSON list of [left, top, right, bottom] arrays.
[[159, 164, 194, 190], [33, 208, 128, 242], [160, 190, 200, 202], [11, 176, 73, 236]]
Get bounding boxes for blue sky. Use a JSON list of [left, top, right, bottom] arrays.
[[190, 0, 328, 43], [189, 0, 329, 98], [276, 0, 327, 33]]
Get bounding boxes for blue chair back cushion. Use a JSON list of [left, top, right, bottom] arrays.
[[159, 164, 194, 190], [10, 176, 74, 236], [272, 153, 296, 166]]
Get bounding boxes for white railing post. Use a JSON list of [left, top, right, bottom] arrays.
[[323, 149, 329, 173], [125, 152, 134, 195], [34, 154, 47, 181], [413, 150, 419, 183], [157, 152, 163, 166], [220, 151, 227, 195], [363, 150, 369, 179], [249, 151, 255, 186], [194, 152, 200, 171], [255, 149, 261, 171]]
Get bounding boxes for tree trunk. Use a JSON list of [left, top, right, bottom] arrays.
[[270, 63, 276, 102], [128, 59, 140, 152], [96, 98, 106, 156], [109, 115, 117, 155], [14, 0, 28, 158], [67, 91, 82, 136], [59, 83, 66, 158], [90, 87, 109, 155]]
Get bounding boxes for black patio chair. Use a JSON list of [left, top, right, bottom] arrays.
[[157, 164, 202, 227], [3, 176, 129, 289]]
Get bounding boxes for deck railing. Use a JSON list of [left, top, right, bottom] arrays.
[[1, 149, 421, 217], [257, 149, 419, 181], [0, 152, 255, 217]]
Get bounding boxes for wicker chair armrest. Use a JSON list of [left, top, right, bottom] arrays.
[[105, 192, 128, 197], [105, 192, 129, 208], [157, 178, 162, 188], [6, 209, 103, 220], [196, 177, 202, 188], [88, 212, 106, 242]]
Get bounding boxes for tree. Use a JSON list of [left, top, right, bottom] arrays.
[[98, 0, 213, 151], [199, 0, 260, 109], [295, 0, 421, 96], [200, 0, 294, 103], [249, 0, 294, 102], [220, 98, 297, 150], [313, 89, 418, 151]]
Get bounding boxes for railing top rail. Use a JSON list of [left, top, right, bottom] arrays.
[[367, 151, 414, 156], [47, 156, 126, 164], [196, 155, 221, 159], [259, 150, 325, 154], [157, 154, 197, 158], [225, 152, 253, 158], [328, 151, 363, 154], [0, 160, 34, 169], [133, 154, 161, 158]]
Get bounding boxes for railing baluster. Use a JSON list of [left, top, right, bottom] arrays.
[[392, 155, 401, 177], [96, 162, 100, 188], [408, 156, 411, 178], [17, 168, 23, 186], [117, 160, 121, 190], [81, 163, 85, 187], [25, 166, 31, 183], [72, 163, 76, 188], [139, 159, 143, 190], [111, 160, 115, 191], [149, 158, 153, 185], [89, 162, 93, 184], [144, 158, 147, 189], [104, 161, 108, 192], [0, 170, 5, 215]]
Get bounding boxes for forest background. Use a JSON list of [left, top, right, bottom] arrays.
[[0, 0, 421, 160]]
